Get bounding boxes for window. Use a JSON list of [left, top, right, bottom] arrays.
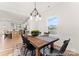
[[48, 16, 59, 34]]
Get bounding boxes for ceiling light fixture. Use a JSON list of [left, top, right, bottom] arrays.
[[30, 2, 41, 21]]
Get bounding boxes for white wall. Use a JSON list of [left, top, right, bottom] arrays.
[[49, 3, 79, 53]]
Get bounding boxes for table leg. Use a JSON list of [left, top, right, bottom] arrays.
[[50, 43, 54, 53], [35, 48, 40, 56]]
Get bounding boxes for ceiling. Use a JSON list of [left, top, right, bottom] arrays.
[[0, 2, 58, 16], [0, 2, 79, 23], [0, 2, 61, 23]]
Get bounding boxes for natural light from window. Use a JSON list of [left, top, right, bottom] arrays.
[[48, 16, 59, 34]]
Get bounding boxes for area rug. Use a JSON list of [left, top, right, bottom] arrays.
[[8, 43, 79, 56]]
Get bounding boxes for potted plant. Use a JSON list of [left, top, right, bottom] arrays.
[[31, 30, 40, 36]]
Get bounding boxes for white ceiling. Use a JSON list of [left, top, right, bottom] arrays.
[[0, 2, 61, 22], [0, 2, 58, 16], [0, 2, 79, 23]]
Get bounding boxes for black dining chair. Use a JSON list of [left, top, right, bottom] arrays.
[[21, 35, 36, 56], [48, 38, 71, 56]]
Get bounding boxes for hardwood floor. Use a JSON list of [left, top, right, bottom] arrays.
[[0, 31, 21, 56]]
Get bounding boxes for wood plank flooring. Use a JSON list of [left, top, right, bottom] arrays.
[[0, 31, 21, 56]]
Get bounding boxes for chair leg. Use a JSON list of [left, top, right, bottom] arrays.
[[43, 48, 45, 55], [25, 49, 28, 56], [42, 46, 49, 56], [31, 50, 34, 56]]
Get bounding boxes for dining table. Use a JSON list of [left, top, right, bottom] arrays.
[[28, 35, 59, 56]]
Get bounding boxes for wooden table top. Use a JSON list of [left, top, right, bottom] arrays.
[[28, 35, 59, 49], [28, 36, 48, 48]]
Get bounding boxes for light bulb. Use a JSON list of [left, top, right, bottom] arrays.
[[39, 17, 41, 21], [36, 15, 39, 18], [30, 16, 32, 20], [36, 15, 41, 21]]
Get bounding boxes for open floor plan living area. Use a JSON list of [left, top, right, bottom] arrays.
[[0, 2, 79, 56]]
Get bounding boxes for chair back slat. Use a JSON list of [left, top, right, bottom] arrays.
[[21, 35, 30, 45], [59, 39, 70, 54]]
